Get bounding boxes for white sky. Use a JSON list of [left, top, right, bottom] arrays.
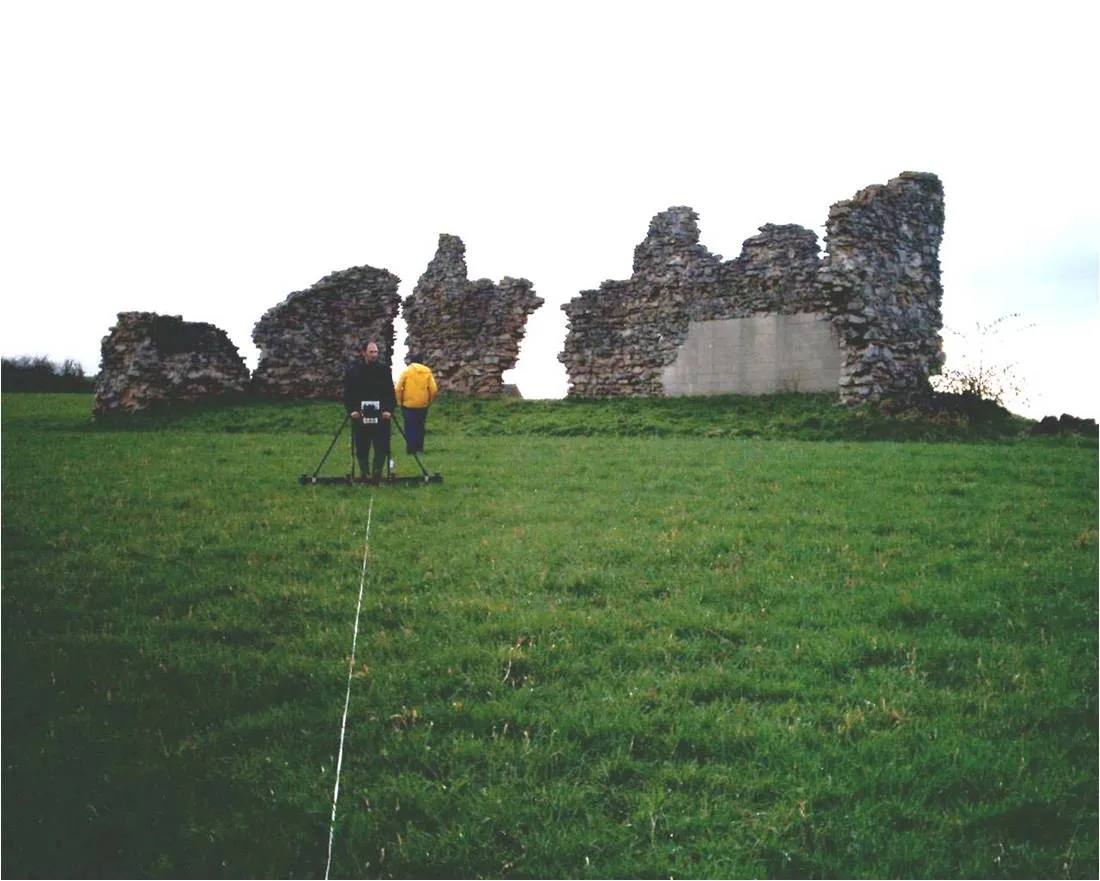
[[2, 1, 1096, 419]]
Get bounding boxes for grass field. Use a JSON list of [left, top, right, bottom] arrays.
[[2, 393, 1096, 879]]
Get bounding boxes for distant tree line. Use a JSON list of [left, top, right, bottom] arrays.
[[2, 356, 95, 393]]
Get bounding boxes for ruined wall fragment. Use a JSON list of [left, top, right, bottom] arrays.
[[252, 265, 401, 399], [560, 172, 946, 405], [403, 234, 543, 396], [560, 207, 721, 397], [709, 223, 828, 319], [820, 171, 946, 405], [93, 312, 249, 416], [560, 210, 827, 397]]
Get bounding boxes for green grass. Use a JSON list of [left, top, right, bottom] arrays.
[[3, 393, 1096, 878]]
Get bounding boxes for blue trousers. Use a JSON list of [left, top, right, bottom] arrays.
[[402, 407, 428, 454]]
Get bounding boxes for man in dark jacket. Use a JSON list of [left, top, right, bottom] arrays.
[[342, 340, 397, 483]]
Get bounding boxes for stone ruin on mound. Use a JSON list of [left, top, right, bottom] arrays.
[[402, 234, 543, 396], [91, 238, 540, 412], [93, 312, 250, 416], [91, 171, 946, 412], [560, 171, 946, 406], [251, 265, 402, 399]]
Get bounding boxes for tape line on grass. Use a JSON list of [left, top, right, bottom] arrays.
[[325, 492, 374, 880]]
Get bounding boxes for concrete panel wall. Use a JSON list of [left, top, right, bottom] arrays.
[[660, 313, 843, 396]]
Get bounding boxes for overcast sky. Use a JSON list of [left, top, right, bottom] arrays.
[[2, 1, 1096, 419]]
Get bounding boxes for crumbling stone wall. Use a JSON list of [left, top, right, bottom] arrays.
[[560, 172, 946, 405], [252, 265, 401, 399], [820, 172, 945, 405], [706, 223, 829, 319], [559, 208, 717, 397], [560, 211, 828, 396], [93, 172, 943, 411], [403, 234, 543, 396], [93, 312, 249, 416]]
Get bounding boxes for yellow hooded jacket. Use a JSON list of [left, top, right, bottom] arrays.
[[396, 362, 438, 409]]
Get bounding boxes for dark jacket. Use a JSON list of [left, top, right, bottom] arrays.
[[342, 358, 397, 415]]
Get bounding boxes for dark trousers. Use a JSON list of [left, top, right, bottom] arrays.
[[353, 421, 391, 475], [402, 407, 428, 454]]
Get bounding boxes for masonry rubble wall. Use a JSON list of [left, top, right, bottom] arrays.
[[559, 172, 946, 405], [820, 171, 946, 405], [93, 172, 943, 411], [93, 312, 250, 416], [403, 234, 543, 396], [559, 212, 828, 397], [559, 208, 718, 397], [251, 265, 402, 399]]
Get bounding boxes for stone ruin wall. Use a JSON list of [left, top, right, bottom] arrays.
[[820, 172, 945, 404], [560, 212, 830, 397], [93, 312, 250, 415], [92, 237, 541, 414], [560, 171, 946, 406], [91, 171, 943, 413], [559, 208, 719, 397], [251, 265, 402, 399], [403, 234, 543, 396]]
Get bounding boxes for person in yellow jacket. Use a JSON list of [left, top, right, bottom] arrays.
[[395, 353, 439, 455]]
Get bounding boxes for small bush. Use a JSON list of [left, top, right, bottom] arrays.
[[932, 313, 1033, 408]]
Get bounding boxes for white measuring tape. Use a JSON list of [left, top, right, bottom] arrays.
[[325, 493, 374, 880]]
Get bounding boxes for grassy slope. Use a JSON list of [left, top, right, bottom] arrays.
[[2, 393, 1096, 879]]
